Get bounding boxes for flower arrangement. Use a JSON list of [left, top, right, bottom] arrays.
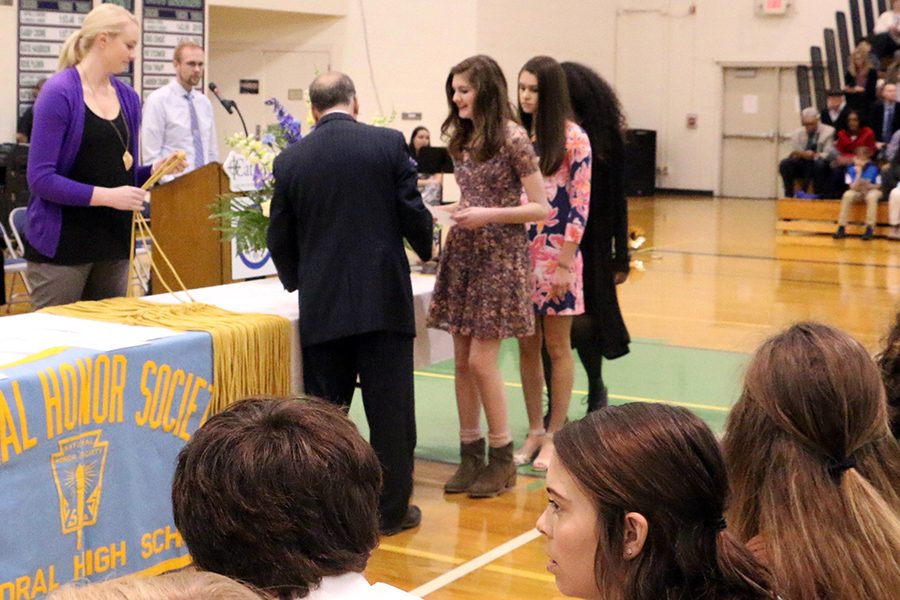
[[210, 98, 302, 254], [212, 100, 397, 254]]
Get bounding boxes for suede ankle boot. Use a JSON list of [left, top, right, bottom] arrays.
[[467, 442, 516, 498], [444, 438, 486, 494]]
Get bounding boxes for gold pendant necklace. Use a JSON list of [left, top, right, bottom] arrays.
[[107, 115, 132, 170]]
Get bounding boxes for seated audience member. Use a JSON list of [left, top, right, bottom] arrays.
[[872, 0, 900, 60], [884, 50, 900, 85], [844, 41, 878, 116], [16, 78, 46, 143], [538, 402, 776, 600], [870, 82, 900, 148], [47, 571, 262, 599], [877, 313, 900, 434], [408, 126, 443, 206], [889, 183, 900, 239], [834, 110, 876, 164], [820, 89, 850, 132], [834, 146, 881, 240], [779, 108, 834, 198], [172, 396, 421, 600], [723, 322, 900, 600]]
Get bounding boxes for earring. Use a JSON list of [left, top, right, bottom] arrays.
[[625, 548, 632, 556]]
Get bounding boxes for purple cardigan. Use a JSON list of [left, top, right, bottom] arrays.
[[26, 67, 151, 258]]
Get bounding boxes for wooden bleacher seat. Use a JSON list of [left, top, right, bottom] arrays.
[[776, 198, 891, 236]]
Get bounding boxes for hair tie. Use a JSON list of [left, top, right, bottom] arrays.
[[714, 516, 727, 531], [826, 455, 857, 482]]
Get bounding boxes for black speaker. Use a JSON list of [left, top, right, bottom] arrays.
[[624, 129, 656, 196]]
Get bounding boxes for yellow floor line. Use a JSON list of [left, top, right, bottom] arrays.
[[377, 544, 465, 565], [413, 371, 731, 413], [483, 564, 555, 583]]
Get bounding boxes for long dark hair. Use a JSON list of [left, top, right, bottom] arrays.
[[442, 55, 513, 162], [518, 56, 572, 176], [877, 312, 900, 438], [408, 125, 429, 158], [723, 323, 900, 600], [560, 62, 626, 166], [555, 403, 776, 600]]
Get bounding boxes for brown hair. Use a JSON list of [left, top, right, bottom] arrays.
[[555, 403, 775, 600], [172, 397, 382, 599], [442, 54, 514, 162], [518, 55, 572, 176], [877, 312, 900, 438], [47, 571, 262, 600], [723, 322, 900, 600], [173, 40, 203, 63]]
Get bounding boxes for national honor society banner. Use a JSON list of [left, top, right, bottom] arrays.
[[0, 332, 214, 598]]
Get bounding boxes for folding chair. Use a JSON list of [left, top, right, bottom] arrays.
[[0, 220, 30, 312]]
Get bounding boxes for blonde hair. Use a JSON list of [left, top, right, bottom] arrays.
[[47, 570, 262, 600], [848, 41, 873, 77], [58, 4, 139, 70], [723, 322, 900, 600]]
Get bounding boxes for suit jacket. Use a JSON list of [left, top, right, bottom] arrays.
[[789, 124, 836, 160], [868, 100, 900, 142], [268, 112, 432, 347], [820, 104, 850, 133]]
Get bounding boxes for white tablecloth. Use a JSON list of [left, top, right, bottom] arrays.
[[147, 274, 452, 392]]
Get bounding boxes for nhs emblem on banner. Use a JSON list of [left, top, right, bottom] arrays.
[[223, 151, 277, 280], [50, 431, 109, 551]]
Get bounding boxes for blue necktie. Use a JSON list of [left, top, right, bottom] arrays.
[[885, 104, 895, 142], [185, 93, 205, 168]]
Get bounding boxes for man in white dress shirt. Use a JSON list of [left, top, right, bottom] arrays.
[[141, 41, 218, 175]]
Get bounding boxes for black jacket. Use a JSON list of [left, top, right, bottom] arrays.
[[267, 112, 433, 347], [868, 100, 900, 142]]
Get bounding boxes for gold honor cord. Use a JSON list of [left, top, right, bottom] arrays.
[[43, 298, 293, 415], [128, 151, 194, 301]]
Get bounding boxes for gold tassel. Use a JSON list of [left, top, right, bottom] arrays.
[[43, 298, 292, 415]]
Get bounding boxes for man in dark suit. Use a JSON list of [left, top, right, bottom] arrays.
[[267, 72, 433, 536], [820, 90, 850, 133], [869, 82, 900, 147]]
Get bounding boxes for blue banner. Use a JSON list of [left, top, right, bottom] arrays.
[[0, 332, 213, 598]]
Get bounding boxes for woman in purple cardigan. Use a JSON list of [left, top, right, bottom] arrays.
[[26, 4, 182, 308]]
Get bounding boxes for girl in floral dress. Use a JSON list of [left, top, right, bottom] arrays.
[[427, 55, 549, 498], [514, 56, 591, 471]]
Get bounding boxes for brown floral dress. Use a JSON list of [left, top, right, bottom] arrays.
[[427, 122, 540, 339]]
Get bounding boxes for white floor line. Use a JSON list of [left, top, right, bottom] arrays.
[[410, 528, 542, 597]]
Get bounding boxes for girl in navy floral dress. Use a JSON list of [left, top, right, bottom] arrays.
[[514, 56, 591, 471]]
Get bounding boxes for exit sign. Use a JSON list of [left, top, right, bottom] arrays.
[[762, 0, 788, 15]]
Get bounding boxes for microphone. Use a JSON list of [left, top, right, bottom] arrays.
[[208, 82, 234, 114]]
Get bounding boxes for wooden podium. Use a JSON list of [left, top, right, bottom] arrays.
[[148, 162, 236, 291]]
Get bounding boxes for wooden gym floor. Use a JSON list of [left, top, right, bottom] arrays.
[[359, 195, 899, 598]]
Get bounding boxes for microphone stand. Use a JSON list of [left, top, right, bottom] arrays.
[[231, 101, 249, 137]]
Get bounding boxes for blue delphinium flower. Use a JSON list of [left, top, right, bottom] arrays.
[[265, 98, 302, 145]]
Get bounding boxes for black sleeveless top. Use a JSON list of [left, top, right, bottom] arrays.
[[27, 105, 134, 265]]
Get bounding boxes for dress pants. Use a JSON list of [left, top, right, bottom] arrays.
[[838, 189, 881, 226], [302, 330, 416, 530], [779, 157, 830, 196]]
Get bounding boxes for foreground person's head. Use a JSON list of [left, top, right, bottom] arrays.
[[172, 397, 382, 598], [539, 403, 774, 600]]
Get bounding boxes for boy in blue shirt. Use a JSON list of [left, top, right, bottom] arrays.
[[835, 146, 881, 240]]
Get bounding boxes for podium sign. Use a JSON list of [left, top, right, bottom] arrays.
[[222, 151, 277, 280]]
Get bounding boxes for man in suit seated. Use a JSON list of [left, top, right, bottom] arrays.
[[820, 90, 850, 133], [172, 397, 422, 599], [267, 72, 433, 536], [779, 107, 835, 198], [870, 82, 900, 151]]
